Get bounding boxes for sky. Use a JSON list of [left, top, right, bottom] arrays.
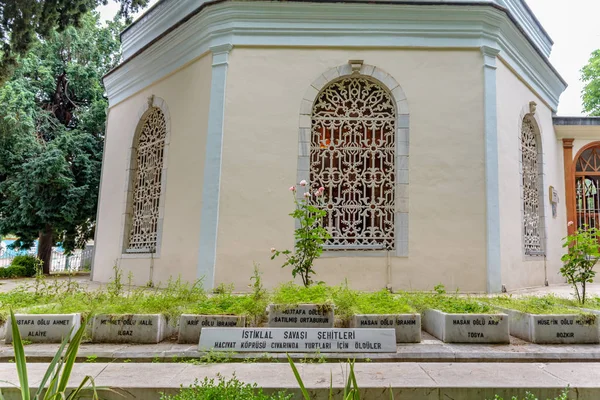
[[98, 0, 599, 116]]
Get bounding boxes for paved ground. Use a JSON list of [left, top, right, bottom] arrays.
[[0, 362, 597, 399], [3, 332, 600, 364]]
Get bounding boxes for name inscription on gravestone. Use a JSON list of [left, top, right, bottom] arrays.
[[178, 315, 246, 344], [422, 309, 509, 343], [198, 328, 396, 353], [267, 304, 334, 328], [91, 314, 166, 343], [352, 314, 421, 343], [531, 315, 598, 343], [5, 314, 81, 344]]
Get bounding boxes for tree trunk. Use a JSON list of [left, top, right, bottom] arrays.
[[38, 224, 53, 275]]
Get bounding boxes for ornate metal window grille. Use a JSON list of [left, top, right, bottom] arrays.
[[575, 146, 600, 230], [127, 107, 167, 252], [521, 117, 543, 256], [310, 77, 396, 250]]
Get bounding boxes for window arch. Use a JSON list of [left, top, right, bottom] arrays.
[[574, 143, 600, 230], [310, 76, 396, 250], [520, 114, 545, 256], [126, 105, 168, 253]]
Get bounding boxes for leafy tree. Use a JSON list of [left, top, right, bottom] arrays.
[[0, 0, 148, 85], [561, 225, 600, 304], [0, 13, 124, 273], [581, 49, 600, 116]]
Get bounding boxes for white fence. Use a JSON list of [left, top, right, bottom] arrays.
[[0, 247, 93, 273]]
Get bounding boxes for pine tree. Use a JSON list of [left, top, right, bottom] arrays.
[[0, 13, 124, 273]]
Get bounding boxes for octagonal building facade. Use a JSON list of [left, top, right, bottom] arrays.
[[93, 0, 584, 293]]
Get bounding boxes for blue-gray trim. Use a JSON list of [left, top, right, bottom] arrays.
[[553, 116, 600, 126], [482, 45, 502, 293], [118, 0, 554, 63], [196, 44, 232, 289]]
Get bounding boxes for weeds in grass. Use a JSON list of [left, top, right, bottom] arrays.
[[481, 294, 591, 315], [489, 387, 569, 400], [160, 375, 292, 400], [406, 286, 495, 314]]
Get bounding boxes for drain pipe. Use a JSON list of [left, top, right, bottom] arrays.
[[149, 251, 155, 287], [386, 250, 392, 292], [544, 253, 549, 286]]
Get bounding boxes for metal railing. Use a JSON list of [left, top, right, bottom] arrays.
[[0, 247, 93, 273], [51, 248, 94, 273]]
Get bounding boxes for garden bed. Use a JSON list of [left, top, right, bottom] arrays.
[[410, 293, 509, 343], [482, 296, 599, 344]]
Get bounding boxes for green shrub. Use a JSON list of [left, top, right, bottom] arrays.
[[0, 255, 41, 279], [11, 255, 41, 277], [160, 375, 292, 400], [0, 265, 28, 279]]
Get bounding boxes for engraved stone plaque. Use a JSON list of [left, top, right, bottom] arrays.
[[351, 314, 421, 343], [178, 314, 245, 344], [5, 314, 81, 344], [199, 328, 396, 353], [91, 314, 167, 343], [267, 304, 334, 328]]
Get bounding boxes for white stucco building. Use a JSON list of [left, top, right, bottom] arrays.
[[93, 0, 600, 292]]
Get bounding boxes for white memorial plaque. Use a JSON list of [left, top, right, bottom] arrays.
[[267, 304, 334, 328], [5, 314, 81, 344], [199, 328, 396, 353], [422, 309, 509, 343], [178, 315, 245, 344], [351, 314, 421, 343], [503, 309, 599, 344], [91, 314, 167, 343]]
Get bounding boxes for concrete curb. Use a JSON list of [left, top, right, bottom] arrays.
[[0, 362, 597, 400]]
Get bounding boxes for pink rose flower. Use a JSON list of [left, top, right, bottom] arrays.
[[270, 247, 276, 253], [299, 180, 307, 187], [568, 221, 574, 227], [304, 192, 311, 198], [289, 186, 296, 192]]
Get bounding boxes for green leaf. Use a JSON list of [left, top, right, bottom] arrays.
[[9, 310, 30, 400], [287, 354, 310, 400], [35, 328, 71, 398], [57, 323, 86, 393]]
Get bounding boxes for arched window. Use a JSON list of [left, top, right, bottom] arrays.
[[126, 107, 167, 252], [310, 77, 396, 250], [520, 116, 544, 256], [574, 145, 600, 229]]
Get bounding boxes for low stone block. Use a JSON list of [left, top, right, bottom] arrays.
[[5, 314, 81, 344], [503, 308, 599, 344], [267, 304, 334, 328], [178, 315, 246, 344], [91, 314, 166, 344], [422, 309, 509, 343], [351, 314, 421, 343]]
